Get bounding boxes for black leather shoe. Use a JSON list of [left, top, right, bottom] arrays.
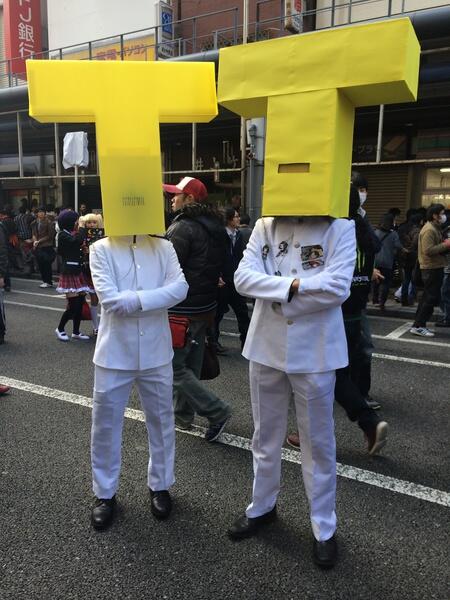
[[313, 535, 338, 568], [150, 489, 172, 519], [228, 506, 277, 540], [91, 496, 116, 531]]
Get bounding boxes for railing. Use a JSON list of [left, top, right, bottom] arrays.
[[1, 1, 449, 89]]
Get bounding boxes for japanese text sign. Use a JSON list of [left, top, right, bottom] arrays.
[[4, 0, 42, 79], [26, 60, 218, 236], [218, 18, 420, 218]]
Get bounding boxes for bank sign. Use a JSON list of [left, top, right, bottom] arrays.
[[3, 0, 42, 79], [157, 1, 174, 59]]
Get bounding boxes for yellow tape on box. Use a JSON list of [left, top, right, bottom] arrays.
[[218, 18, 420, 217], [26, 60, 218, 236]]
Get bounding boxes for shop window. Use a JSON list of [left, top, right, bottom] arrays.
[[422, 167, 450, 208]]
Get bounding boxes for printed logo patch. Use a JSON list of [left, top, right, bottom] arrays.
[[301, 245, 324, 270]]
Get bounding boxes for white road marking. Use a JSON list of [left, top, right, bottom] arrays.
[[372, 353, 450, 369], [385, 322, 413, 339], [4, 300, 62, 312], [9, 289, 65, 299], [372, 334, 450, 348], [0, 376, 449, 509]]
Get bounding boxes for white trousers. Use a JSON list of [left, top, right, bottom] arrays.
[[246, 361, 337, 542], [91, 363, 175, 499]]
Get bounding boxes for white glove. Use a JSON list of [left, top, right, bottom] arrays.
[[103, 291, 141, 315]]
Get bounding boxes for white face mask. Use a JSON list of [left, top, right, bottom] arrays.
[[359, 191, 367, 206]]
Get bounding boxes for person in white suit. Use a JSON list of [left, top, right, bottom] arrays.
[[89, 234, 188, 530], [228, 215, 356, 568]]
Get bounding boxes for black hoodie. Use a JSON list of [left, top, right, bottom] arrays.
[[166, 204, 228, 315]]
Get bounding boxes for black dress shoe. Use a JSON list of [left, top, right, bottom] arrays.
[[150, 489, 172, 519], [228, 506, 277, 540], [313, 535, 338, 568], [91, 496, 116, 531]]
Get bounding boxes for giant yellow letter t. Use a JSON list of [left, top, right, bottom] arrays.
[[27, 60, 218, 236], [218, 18, 420, 217]]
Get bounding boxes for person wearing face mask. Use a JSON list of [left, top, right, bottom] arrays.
[[410, 203, 450, 337], [350, 172, 381, 410], [351, 172, 368, 217]]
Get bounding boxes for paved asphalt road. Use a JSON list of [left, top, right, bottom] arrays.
[[1, 277, 449, 600]]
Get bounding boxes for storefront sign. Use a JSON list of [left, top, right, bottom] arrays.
[[3, 0, 42, 79], [61, 35, 155, 62], [285, 0, 303, 34]]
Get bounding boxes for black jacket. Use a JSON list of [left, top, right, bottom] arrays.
[[342, 215, 377, 317], [166, 204, 228, 315], [222, 229, 245, 284], [57, 229, 86, 275]]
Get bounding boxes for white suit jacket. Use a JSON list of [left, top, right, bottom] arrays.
[[90, 235, 188, 370], [234, 217, 356, 374]]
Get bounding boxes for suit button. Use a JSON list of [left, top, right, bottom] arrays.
[[137, 264, 141, 269], [287, 320, 294, 325], [294, 242, 300, 248], [291, 269, 297, 274], [133, 245, 137, 250], [140, 331, 144, 336]]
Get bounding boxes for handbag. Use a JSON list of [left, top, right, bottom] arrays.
[[200, 337, 220, 380], [81, 300, 91, 321], [169, 315, 190, 349], [64, 299, 92, 320]]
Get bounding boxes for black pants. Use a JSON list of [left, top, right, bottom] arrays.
[[215, 284, 250, 347], [335, 318, 379, 433], [372, 266, 393, 306], [36, 247, 54, 285], [413, 268, 444, 328], [58, 295, 84, 335]]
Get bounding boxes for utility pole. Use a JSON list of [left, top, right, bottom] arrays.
[[240, 0, 249, 208]]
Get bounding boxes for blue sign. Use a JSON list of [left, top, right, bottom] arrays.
[[162, 10, 172, 36]]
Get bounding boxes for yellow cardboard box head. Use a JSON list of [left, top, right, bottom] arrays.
[[27, 60, 218, 236], [218, 18, 420, 217]]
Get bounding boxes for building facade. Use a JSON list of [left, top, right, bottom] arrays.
[[0, 0, 449, 222]]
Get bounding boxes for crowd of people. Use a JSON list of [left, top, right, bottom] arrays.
[[368, 200, 450, 336], [1, 173, 449, 570]]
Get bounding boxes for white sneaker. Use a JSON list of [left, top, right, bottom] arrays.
[[40, 282, 53, 288], [409, 327, 435, 337], [72, 333, 90, 340], [55, 328, 70, 342]]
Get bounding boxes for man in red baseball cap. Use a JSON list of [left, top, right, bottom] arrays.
[[163, 177, 208, 208], [165, 176, 232, 442]]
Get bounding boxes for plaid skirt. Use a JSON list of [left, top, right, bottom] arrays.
[[56, 273, 93, 294]]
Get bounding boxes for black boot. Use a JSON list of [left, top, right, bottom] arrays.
[[91, 496, 116, 531]]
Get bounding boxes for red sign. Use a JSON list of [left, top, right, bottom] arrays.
[[3, 0, 42, 79]]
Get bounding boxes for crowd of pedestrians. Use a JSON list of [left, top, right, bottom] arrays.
[[367, 200, 450, 336], [1, 172, 449, 570]]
